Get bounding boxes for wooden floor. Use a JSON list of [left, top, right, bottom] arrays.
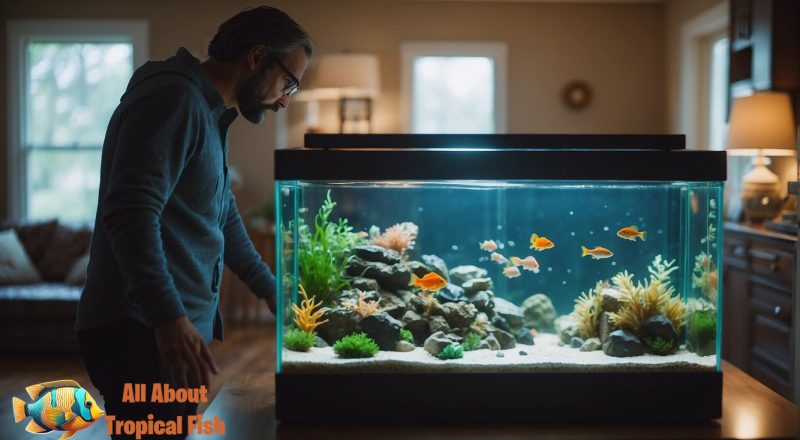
[[0, 325, 275, 440]]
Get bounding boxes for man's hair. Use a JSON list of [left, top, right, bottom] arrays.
[[208, 6, 313, 62]]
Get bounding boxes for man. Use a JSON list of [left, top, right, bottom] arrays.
[[75, 6, 311, 438]]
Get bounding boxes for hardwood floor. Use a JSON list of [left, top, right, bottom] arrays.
[[0, 325, 275, 440]]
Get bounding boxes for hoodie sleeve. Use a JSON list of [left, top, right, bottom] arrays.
[[101, 83, 201, 329], [222, 189, 276, 299]]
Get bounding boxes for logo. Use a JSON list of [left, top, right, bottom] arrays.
[[12, 380, 104, 440]]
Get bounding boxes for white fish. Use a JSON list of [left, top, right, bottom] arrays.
[[503, 266, 521, 278], [479, 240, 498, 252], [490, 252, 508, 264]]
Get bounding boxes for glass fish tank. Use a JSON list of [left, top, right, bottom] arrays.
[[274, 134, 725, 422]]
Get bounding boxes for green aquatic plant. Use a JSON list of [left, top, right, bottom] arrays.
[[607, 256, 687, 336], [297, 190, 366, 306], [570, 280, 605, 339], [644, 336, 677, 356], [462, 332, 481, 351], [438, 343, 464, 360], [283, 329, 316, 352], [400, 328, 414, 344], [692, 252, 718, 304], [333, 333, 380, 359], [688, 309, 716, 356]]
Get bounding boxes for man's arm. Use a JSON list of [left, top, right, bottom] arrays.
[[222, 190, 277, 301]]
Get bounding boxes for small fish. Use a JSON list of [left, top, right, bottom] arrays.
[[510, 256, 540, 272], [479, 240, 498, 252], [529, 327, 539, 338], [617, 225, 647, 241], [13, 380, 104, 440], [503, 266, 521, 278], [490, 252, 509, 264], [530, 233, 554, 251], [581, 245, 614, 260], [409, 272, 448, 292]]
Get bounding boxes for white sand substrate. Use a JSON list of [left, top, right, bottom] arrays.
[[281, 333, 717, 374]]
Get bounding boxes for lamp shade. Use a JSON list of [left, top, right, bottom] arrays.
[[727, 92, 797, 156], [310, 53, 380, 99]]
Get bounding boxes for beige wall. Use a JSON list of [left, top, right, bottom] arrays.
[[2, 0, 667, 217]]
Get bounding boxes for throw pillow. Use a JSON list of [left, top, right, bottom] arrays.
[[0, 219, 59, 272], [38, 223, 93, 282], [0, 229, 42, 285], [65, 252, 90, 286]]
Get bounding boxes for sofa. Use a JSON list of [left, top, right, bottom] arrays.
[[0, 219, 91, 354]]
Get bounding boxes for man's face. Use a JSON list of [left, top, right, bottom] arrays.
[[238, 45, 308, 124]]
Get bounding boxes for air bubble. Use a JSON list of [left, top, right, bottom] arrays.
[[562, 281, 567, 285], [498, 243, 505, 249], [508, 241, 515, 247], [657, 229, 664, 235], [569, 211, 574, 215], [418, 207, 424, 212], [638, 217, 644, 222], [451, 245, 459, 251], [611, 262, 617, 266], [589, 231, 594, 235], [497, 225, 503, 231], [547, 267, 553, 272], [570, 232, 576, 236], [603, 226, 609, 231], [567, 269, 572, 273]]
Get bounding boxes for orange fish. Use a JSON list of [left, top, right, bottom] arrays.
[[510, 256, 540, 272], [490, 252, 509, 264], [581, 245, 614, 260], [617, 226, 646, 241], [530, 233, 554, 251], [479, 240, 498, 252], [409, 272, 448, 291], [503, 266, 521, 278]]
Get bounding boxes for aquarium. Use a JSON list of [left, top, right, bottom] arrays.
[[274, 134, 725, 422]]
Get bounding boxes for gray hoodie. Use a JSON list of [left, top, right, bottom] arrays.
[[76, 47, 275, 341]]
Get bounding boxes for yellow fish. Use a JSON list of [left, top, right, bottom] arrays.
[[581, 245, 614, 260], [510, 256, 540, 272], [409, 272, 448, 292], [617, 225, 646, 241], [13, 380, 104, 440], [530, 233, 554, 251]]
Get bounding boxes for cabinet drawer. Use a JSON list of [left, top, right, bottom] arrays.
[[749, 281, 791, 377], [747, 243, 795, 285], [724, 235, 748, 266]]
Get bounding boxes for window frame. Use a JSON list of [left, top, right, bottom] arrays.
[[400, 41, 507, 134], [6, 19, 148, 221]]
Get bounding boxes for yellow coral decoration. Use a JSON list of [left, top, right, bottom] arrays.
[[292, 284, 329, 332], [344, 290, 381, 318]]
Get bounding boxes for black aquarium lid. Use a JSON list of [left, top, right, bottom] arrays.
[[275, 134, 726, 181]]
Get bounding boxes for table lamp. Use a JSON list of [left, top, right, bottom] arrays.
[[727, 92, 797, 222], [301, 53, 380, 133]]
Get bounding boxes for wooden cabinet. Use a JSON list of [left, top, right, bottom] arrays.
[[722, 222, 796, 401], [728, 0, 799, 99]]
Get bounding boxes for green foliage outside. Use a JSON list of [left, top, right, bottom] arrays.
[[462, 332, 481, 351], [438, 343, 464, 360], [283, 329, 316, 352], [297, 190, 365, 306], [333, 333, 380, 359]]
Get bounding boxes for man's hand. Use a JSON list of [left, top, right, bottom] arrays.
[[154, 316, 219, 389], [265, 294, 277, 315]]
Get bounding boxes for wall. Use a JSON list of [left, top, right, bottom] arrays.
[[2, 0, 666, 217]]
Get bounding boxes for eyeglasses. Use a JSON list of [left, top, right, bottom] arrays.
[[275, 59, 300, 97]]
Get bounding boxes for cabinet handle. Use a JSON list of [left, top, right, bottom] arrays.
[[733, 245, 746, 257], [748, 249, 779, 262], [774, 306, 782, 316]]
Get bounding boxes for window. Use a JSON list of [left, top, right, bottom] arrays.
[[402, 42, 507, 134], [7, 20, 148, 222]]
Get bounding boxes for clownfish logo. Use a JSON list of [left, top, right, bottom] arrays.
[[12, 379, 104, 440]]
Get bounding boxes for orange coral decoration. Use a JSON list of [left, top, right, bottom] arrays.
[[344, 290, 381, 318], [292, 284, 328, 332], [371, 222, 418, 259]]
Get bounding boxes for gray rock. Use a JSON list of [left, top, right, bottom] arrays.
[[599, 312, 615, 344], [496, 351, 505, 358], [345, 255, 411, 291], [401, 310, 430, 343], [353, 244, 401, 264], [484, 334, 501, 350], [445, 333, 464, 343], [489, 328, 517, 350], [520, 293, 557, 332], [395, 340, 415, 352], [350, 277, 379, 292], [477, 340, 492, 350], [462, 277, 494, 296], [640, 315, 680, 353], [438, 284, 467, 303], [438, 302, 478, 329], [315, 336, 328, 348], [515, 328, 535, 345], [570, 336, 585, 348], [519, 350, 528, 356], [469, 291, 493, 311], [422, 254, 449, 281], [406, 261, 431, 278], [423, 331, 452, 357], [449, 265, 488, 286], [378, 292, 407, 319], [600, 288, 623, 313], [428, 315, 450, 334], [316, 307, 360, 346], [555, 315, 581, 344], [355, 313, 402, 351], [492, 297, 524, 330], [338, 288, 381, 307], [580, 337, 602, 352], [603, 329, 645, 357], [407, 293, 442, 316], [491, 315, 513, 333]]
